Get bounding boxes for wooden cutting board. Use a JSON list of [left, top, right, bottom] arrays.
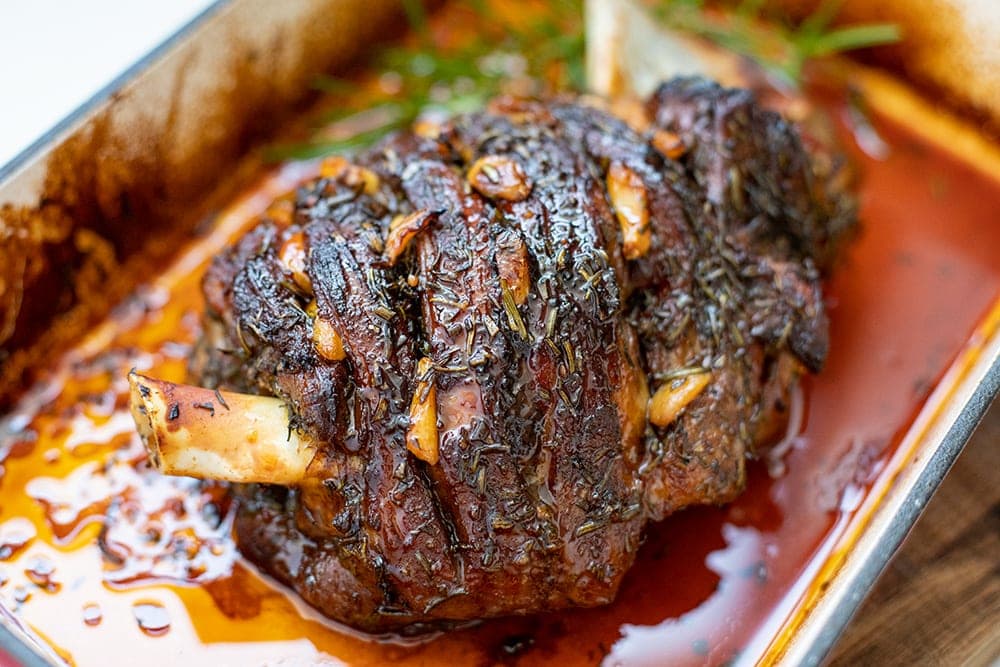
[[830, 400, 1000, 665]]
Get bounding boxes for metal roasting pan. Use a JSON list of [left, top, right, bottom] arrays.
[[1, 0, 997, 664]]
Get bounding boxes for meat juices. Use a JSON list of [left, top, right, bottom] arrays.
[[166, 78, 856, 632]]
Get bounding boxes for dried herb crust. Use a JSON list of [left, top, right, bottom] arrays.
[[192, 77, 855, 632]]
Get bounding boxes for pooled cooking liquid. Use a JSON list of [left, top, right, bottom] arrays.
[[150, 77, 853, 633], [1, 95, 999, 665], [3, 0, 1000, 655]]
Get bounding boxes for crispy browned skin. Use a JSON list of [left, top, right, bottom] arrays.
[[192, 77, 855, 632]]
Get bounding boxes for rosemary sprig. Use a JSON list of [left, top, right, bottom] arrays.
[[267, 125, 400, 161], [651, 0, 901, 88], [269, 0, 898, 161], [270, 1, 583, 160], [400, 0, 431, 45]]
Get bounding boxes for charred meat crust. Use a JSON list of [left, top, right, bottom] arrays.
[[190, 77, 856, 631]]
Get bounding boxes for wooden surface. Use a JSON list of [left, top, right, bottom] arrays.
[[829, 398, 1000, 666]]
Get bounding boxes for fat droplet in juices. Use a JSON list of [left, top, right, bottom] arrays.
[[24, 554, 58, 591], [0, 518, 36, 560], [82, 602, 103, 626], [132, 601, 170, 636]]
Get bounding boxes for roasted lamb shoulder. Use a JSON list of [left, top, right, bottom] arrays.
[[129, 77, 855, 632]]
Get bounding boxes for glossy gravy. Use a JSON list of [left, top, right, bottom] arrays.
[[1, 68, 999, 667]]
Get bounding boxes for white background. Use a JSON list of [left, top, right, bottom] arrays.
[[0, 0, 216, 168]]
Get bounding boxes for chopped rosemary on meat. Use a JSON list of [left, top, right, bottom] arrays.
[[500, 281, 530, 341], [128, 0, 862, 634]]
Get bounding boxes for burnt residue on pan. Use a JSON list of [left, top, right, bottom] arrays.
[[0, 0, 410, 410]]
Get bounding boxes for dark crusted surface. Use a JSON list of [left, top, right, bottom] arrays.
[[193, 77, 855, 632]]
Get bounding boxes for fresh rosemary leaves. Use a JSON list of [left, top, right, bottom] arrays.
[[269, 0, 898, 160], [268, 1, 583, 160], [651, 0, 901, 88]]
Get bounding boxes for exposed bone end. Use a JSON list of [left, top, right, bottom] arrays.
[[585, 0, 748, 99], [127, 371, 316, 484]]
